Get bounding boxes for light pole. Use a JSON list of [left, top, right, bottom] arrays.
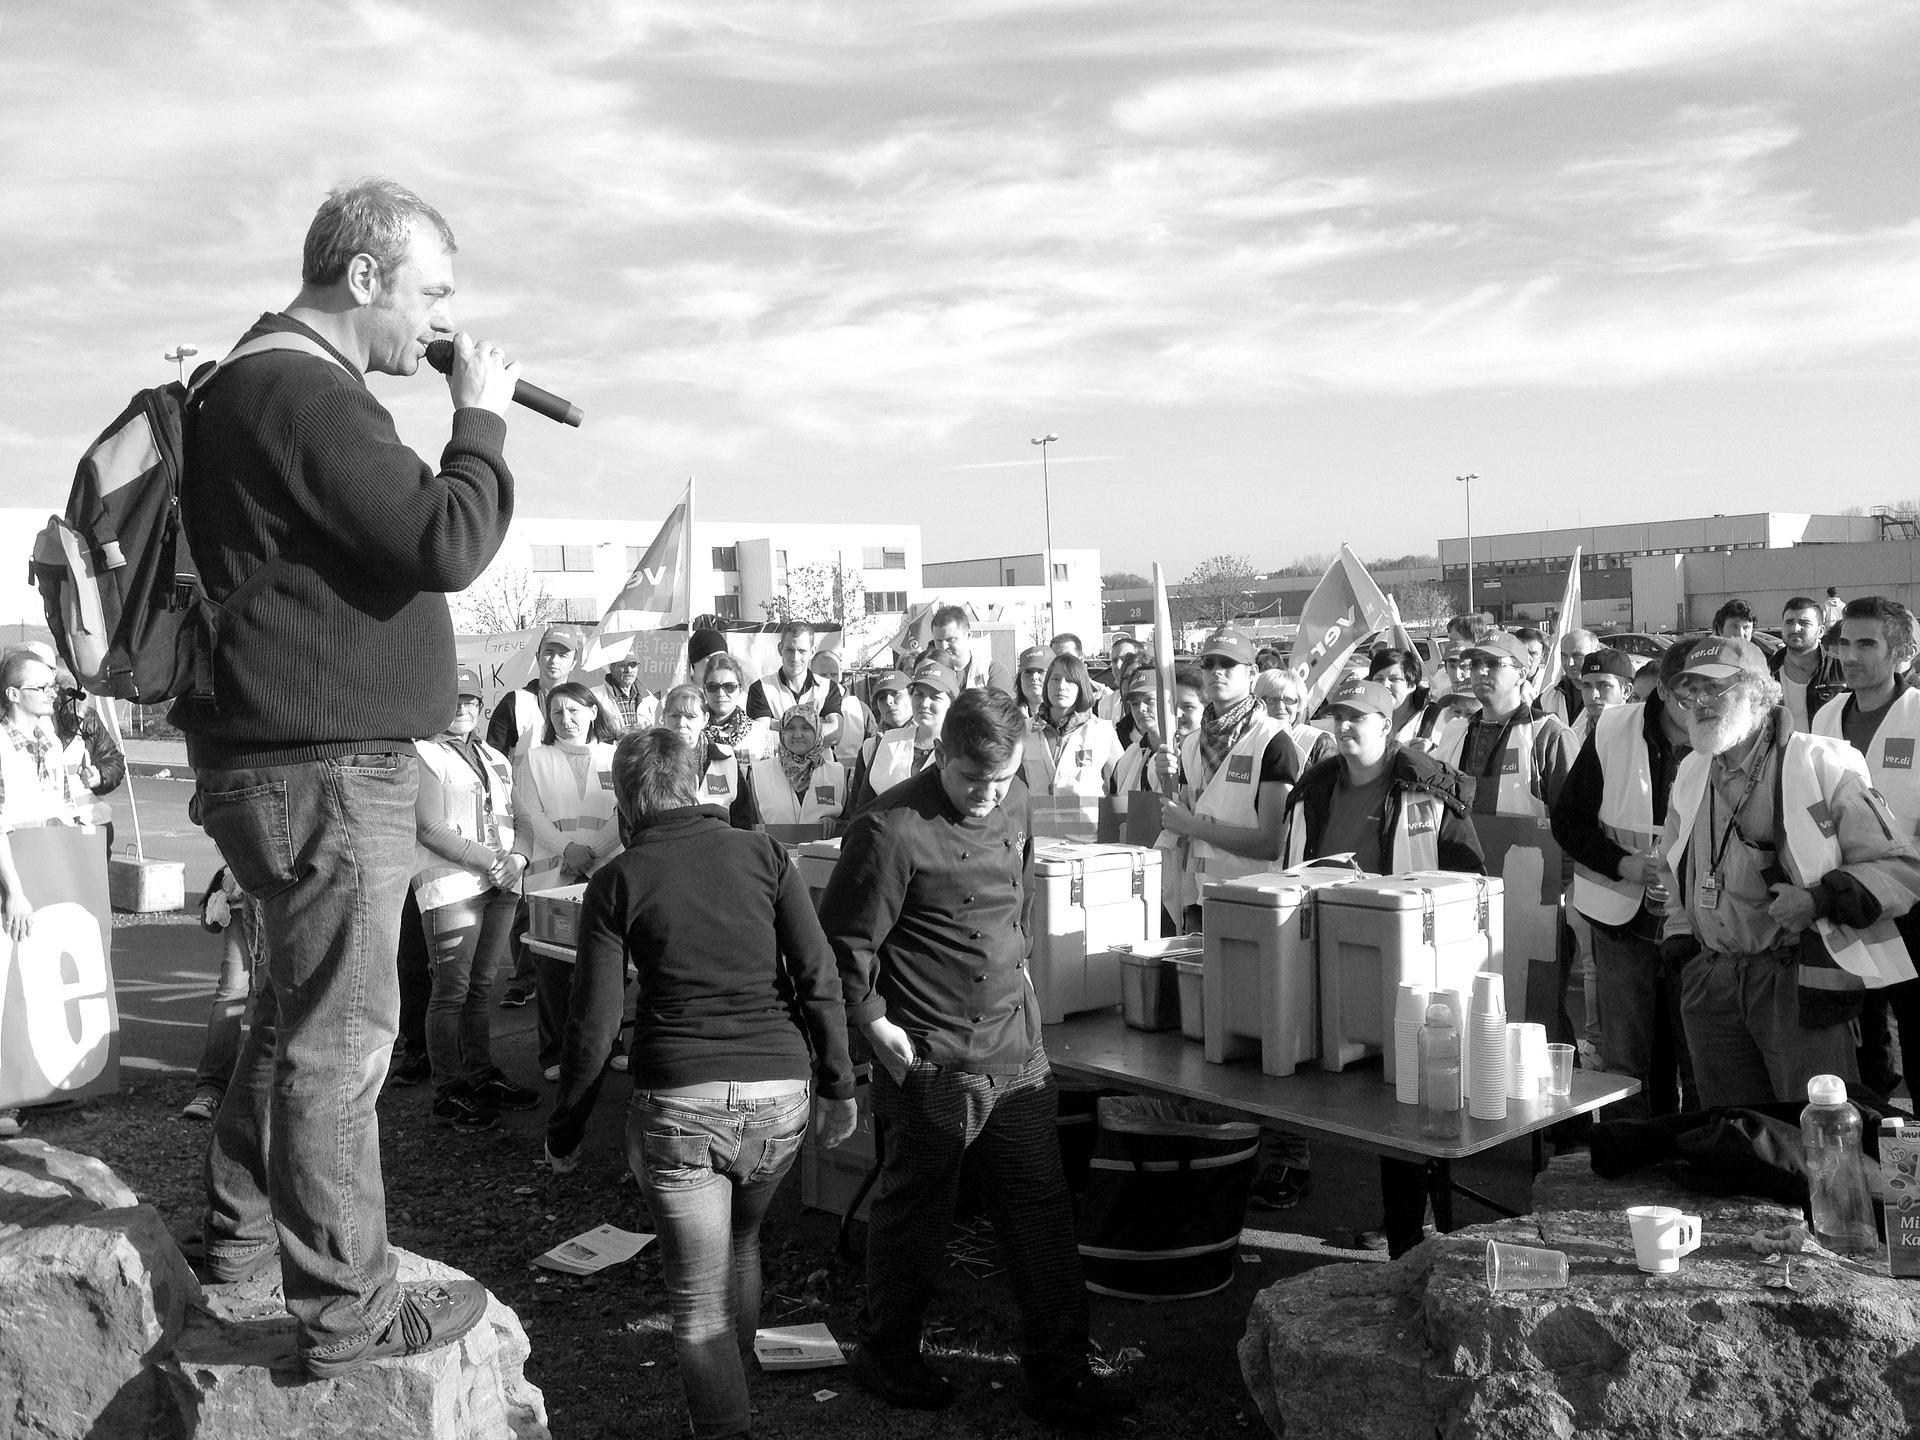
[[1456, 472, 1478, 620], [164, 344, 199, 385], [1031, 433, 1058, 637]]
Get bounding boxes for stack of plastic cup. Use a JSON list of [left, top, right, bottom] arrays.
[[1468, 972, 1509, 1120], [1506, 1022, 1550, 1099], [1394, 982, 1431, 1105], [1433, 987, 1470, 1095]]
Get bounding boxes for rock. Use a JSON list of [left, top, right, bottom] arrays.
[[0, 1136, 202, 1440], [164, 1251, 550, 1440], [1240, 1151, 1920, 1440], [0, 1138, 548, 1440]]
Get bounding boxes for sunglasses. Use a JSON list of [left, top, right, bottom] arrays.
[[1199, 657, 1241, 672]]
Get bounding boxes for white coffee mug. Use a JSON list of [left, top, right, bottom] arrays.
[[1626, 1205, 1702, 1274]]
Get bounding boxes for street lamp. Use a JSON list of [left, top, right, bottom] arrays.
[[164, 344, 199, 385], [1031, 434, 1058, 637], [1456, 472, 1478, 620]]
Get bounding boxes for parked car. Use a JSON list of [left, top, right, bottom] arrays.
[[1599, 632, 1676, 660]]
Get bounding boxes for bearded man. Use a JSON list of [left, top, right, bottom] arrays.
[[1655, 636, 1920, 1109]]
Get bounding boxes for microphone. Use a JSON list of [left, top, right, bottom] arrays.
[[423, 339, 584, 427]]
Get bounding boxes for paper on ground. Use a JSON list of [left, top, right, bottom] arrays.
[[533, 1224, 655, 1275], [755, 1322, 848, 1370]]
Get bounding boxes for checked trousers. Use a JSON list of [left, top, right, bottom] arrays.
[[862, 1045, 1090, 1375]]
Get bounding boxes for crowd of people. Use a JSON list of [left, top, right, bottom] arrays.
[[14, 174, 1920, 1436]]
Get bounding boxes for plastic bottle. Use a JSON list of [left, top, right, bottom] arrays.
[[1801, 1074, 1876, 1257], [1419, 1003, 1462, 1140]]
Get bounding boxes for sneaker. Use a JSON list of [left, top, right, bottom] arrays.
[[180, 1090, 221, 1122], [847, 1344, 955, 1411], [471, 1069, 540, 1112], [0, 1110, 21, 1138], [430, 1086, 498, 1134], [303, 1279, 490, 1380], [1248, 1165, 1311, 1210], [542, 1065, 561, 1083], [1018, 1364, 1136, 1429], [387, 1050, 432, 1088], [608, 1053, 630, 1073], [498, 989, 532, 1009]]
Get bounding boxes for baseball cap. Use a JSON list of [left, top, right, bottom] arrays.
[[1123, 667, 1158, 698], [1198, 629, 1256, 666], [1017, 645, 1052, 675], [1463, 632, 1531, 669], [455, 664, 484, 698], [910, 660, 960, 698], [1579, 648, 1637, 681], [1326, 678, 1393, 718], [1678, 636, 1770, 681], [538, 624, 583, 654], [869, 670, 912, 697]]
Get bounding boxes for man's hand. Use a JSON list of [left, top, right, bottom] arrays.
[[1152, 744, 1181, 789], [2, 891, 30, 944], [1617, 851, 1661, 887], [864, 1016, 916, 1085], [77, 759, 102, 792], [1157, 798, 1195, 838], [446, 332, 519, 417], [1768, 883, 1818, 933], [813, 1096, 860, 1149]]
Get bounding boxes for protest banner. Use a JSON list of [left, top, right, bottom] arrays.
[[1288, 545, 1417, 713], [0, 824, 118, 1109]]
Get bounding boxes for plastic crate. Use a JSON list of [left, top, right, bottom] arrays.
[[1030, 842, 1159, 1025]]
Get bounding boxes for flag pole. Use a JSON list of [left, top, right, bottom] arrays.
[[1152, 563, 1175, 786]]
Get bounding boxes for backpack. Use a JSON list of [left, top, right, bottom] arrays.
[[29, 332, 348, 706]]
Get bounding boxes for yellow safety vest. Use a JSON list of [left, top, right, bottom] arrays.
[[521, 742, 618, 893], [1667, 733, 1918, 988], [1281, 777, 1444, 874], [1024, 713, 1122, 839], [1813, 688, 1920, 839], [1180, 710, 1286, 885], [412, 738, 517, 911], [868, 725, 932, 798], [1569, 703, 1658, 926], [1436, 714, 1549, 819], [750, 756, 846, 826]]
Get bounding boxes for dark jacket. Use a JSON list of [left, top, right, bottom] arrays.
[[1768, 646, 1847, 721], [1282, 741, 1485, 875], [1551, 694, 1688, 938], [174, 312, 513, 767], [547, 805, 855, 1158]]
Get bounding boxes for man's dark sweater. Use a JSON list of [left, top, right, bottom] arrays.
[[547, 806, 855, 1158], [818, 764, 1039, 1076], [173, 313, 513, 768]]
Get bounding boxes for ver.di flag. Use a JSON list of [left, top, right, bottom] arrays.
[[1537, 546, 1584, 694], [582, 479, 693, 668], [1288, 544, 1419, 713]]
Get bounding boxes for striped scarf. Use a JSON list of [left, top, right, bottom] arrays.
[[1196, 695, 1259, 781]]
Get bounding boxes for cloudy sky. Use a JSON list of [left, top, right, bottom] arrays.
[[4, 1, 1917, 576]]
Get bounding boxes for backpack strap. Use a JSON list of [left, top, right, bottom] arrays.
[[188, 330, 359, 397]]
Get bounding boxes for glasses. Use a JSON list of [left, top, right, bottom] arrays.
[[456, 696, 482, 709], [1670, 677, 1739, 709], [1467, 658, 1515, 674], [14, 682, 57, 694], [704, 681, 738, 695], [1199, 658, 1241, 673]]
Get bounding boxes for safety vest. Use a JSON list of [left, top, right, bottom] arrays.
[[833, 694, 869, 768], [1180, 709, 1286, 885], [868, 725, 934, 798], [750, 755, 846, 826], [1813, 688, 1920, 839], [1281, 776, 1444, 875], [520, 741, 618, 893], [1111, 742, 1154, 796], [1569, 703, 1657, 926], [756, 670, 832, 722], [1026, 713, 1122, 839], [412, 737, 517, 911], [1667, 733, 1918, 988], [1436, 713, 1549, 819], [0, 724, 94, 826], [592, 681, 657, 734]]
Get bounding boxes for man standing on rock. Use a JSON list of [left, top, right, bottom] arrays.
[[177, 179, 516, 1377]]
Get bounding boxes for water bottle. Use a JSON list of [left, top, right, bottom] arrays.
[[1419, 1004, 1462, 1140], [1801, 1074, 1876, 1256]]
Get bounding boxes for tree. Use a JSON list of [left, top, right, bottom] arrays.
[[1268, 551, 1335, 579], [760, 561, 866, 629], [1175, 554, 1259, 629], [1101, 571, 1150, 591], [1390, 580, 1456, 629], [453, 566, 561, 633]]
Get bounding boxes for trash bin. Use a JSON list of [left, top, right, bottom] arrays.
[[1076, 1096, 1260, 1300]]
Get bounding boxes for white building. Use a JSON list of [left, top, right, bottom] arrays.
[[918, 549, 1102, 649], [471, 515, 924, 639]]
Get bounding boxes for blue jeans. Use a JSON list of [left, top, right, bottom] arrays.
[[191, 896, 265, 1094], [197, 753, 417, 1361], [423, 887, 518, 1089], [629, 1085, 811, 1440]]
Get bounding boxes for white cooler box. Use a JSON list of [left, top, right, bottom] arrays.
[[1312, 873, 1503, 1078], [526, 882, 590, 960], [1031, 842, 1159, 1025], [1200, 865, 1361, 1076], [797, 837, 843, 913]]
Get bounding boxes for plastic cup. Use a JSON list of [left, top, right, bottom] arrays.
[[1626, 1206, 1701, 1274], [1546, 1043, 1576, 1097], [1485, 1240, 1570, 1293], [1471, 971, 1505, 1017]]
